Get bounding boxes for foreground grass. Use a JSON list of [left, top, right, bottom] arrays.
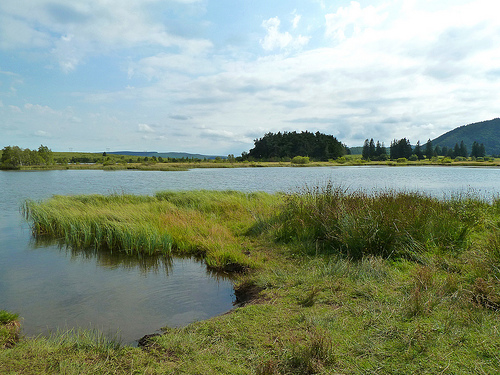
[[3, 188, 500, 374]]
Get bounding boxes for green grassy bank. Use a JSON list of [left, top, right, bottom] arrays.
[[2, 188, 500, 374], [4, 152, 500, 170]]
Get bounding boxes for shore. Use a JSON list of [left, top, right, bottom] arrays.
[[4, 155, 500, 171]]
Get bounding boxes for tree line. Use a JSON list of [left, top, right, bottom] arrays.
[[362, 138, 486, 161], [1, 145, 54, 169], [242, 131, 349, 161]]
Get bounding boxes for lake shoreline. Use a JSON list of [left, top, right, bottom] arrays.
[[2, 157, 500, 171]]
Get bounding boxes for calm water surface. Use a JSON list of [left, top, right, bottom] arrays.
[[1, 166, 499, 344]]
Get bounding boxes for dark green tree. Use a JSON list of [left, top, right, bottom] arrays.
[[362, 139, 370, 160], [425, 139, 433, 159], [375, 141, 387, 160], [38, 145, 53, 165], [1, 146, 24, 168], [470, 141, 486, 158], [246, 131, 347, 161], [368, 139, 376, 160], [390, 138, 412, 159], [414, 140, 424, 160], [459, 141, 468, 158]]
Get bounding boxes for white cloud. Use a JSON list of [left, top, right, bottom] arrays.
[[129, 45, 215, 80], [24, 103, 60, 116], [35, 130, 50, 137], [260, 17, 310, 51], [138, 123, 155, 133], [0, 0, 212, 71], [325, 1, 388, 42], [292, 14, 301, 29]]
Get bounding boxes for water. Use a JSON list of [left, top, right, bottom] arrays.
[[1, 166, 499, 344]]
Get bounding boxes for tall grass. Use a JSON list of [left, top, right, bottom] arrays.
[[23, 190, 276, 271], [270, 184, 485, 260], [23, 194, 173, 255]]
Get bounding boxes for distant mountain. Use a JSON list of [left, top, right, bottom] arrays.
[[109, 151, 225, 160], [431, 118, 500, 156]]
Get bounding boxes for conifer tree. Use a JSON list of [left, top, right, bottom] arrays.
[[425, 139, 433, 159]]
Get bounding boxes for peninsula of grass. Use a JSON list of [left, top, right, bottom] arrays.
[[3, 187, 500, 374]]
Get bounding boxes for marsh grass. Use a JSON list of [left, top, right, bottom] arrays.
[[269, 184, 480, 260], [24, 190, 277, 271], [11, 186, 500, 374]]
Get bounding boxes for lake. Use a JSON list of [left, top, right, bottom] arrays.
[[1, 166, 499, 344]]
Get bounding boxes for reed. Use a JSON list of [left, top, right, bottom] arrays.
[[24, 195, 173, 255], [24, 190, 275, 271], [270, 184, 483, 260]]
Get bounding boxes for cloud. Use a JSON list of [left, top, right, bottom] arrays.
[[0, 0, 212, 71], [325, 1, 387, 42], [129, 45, 214, 79], [199, 127, 236, 140], [292, 14, 301, 29], [169, 115, 191, 121], [260, 16, 310, 51], [45, 3, 91, 24], [138, 123, 155, 133], [35, 130, 50, 137]]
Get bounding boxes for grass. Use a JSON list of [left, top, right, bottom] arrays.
[[268, 184, 483, 260], [0, 311, 20, 349], [3, 187, 500, 373], [23, 190, 278, 272]]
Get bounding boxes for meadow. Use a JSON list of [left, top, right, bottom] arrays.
[[2, 187, 500, 374]]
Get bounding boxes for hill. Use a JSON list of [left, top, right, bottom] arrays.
[[431, 118, 500, 156], [108, 151, 224, 160]]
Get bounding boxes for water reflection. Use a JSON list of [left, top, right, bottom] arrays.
[[30, 235, 176, 275], [29, 235, 233, 282], [14, 234, 236, 344]]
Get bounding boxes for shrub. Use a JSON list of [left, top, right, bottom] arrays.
[[291, 156, 310, 165], [397, 158, 407, 163]]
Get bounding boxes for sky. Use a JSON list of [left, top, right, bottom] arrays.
[[0, 0, 499, 155]]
